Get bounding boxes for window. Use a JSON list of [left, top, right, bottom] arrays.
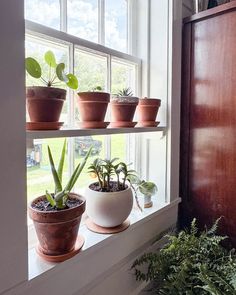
[[25, 0, 129, 53]]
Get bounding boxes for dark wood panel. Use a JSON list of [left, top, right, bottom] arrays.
[[180, 8, 236, 244]]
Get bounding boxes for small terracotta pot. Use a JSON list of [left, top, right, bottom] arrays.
[[29, 193, 85, 256], [137, 98, 161, 123], [77, 92, 110, 125], [110, 96, 138, 127], [26, 86, 66, 122]]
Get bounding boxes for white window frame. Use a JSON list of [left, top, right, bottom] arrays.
[[0, 0, 182, 294]]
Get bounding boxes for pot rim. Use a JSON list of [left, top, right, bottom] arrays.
[[87, 182, 131, 195], [27, 86, 67, 93], [78, 91, 110, 95], [139, 98, 161, 105], [29, 193, 85, 215]]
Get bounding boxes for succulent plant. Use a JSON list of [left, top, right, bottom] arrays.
[[25, 50, 78, 89], [46, 140, 92, 209], [115, 87, 133, 97]]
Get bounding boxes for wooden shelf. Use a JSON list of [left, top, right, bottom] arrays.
[[26, 126, 166, 139]]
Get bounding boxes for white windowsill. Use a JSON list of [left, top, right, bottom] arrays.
[[28, 198, 181, 280]]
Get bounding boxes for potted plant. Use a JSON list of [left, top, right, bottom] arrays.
[[110, 87, 139, 128], [28, 140, 92, 262], [137, 180, 157, 208], [25, 51, 78, 130], [77, 86, 110, 129], [86, 158, 138, 227], [137, 97, 161, 127]]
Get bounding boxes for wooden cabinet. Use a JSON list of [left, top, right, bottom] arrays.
[[180, 2, 236, 245]]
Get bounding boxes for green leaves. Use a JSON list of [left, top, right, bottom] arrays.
[[46, 142, 92, 209], [25, 50, 79, 90], [66, 73, 78, 90], [132, 219, 236, 294], [44, 50, 57, 68], [138, 181, 157, 197], [25, 57, 42, 78]]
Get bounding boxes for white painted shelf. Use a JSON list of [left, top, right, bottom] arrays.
[[26, 126, 166, 139]]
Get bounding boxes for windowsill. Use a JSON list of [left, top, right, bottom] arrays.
[[28, 198, 180, 280]]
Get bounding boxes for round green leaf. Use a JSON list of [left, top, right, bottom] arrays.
[[25, 57, 42, 79], [56, 63, 68, 82], [66, 74, 78, 90], [44, 50, 57, 68]]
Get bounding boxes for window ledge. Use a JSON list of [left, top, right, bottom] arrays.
[[28, 198, 181, 280]]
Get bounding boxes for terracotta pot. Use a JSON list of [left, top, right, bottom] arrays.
[[26, 86, 66, 122], [110, 96, 138, 127], [29, 193, 85, 256], [77, 92, 110, 123], [86, 182, 133, 227], [137, 98, 161, 123]]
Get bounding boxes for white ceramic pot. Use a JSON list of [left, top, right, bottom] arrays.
[[85, 183, 133, 227]]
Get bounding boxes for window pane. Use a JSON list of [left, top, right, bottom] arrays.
[[27, 138, 69, 203], [111, 134, 126, 162], [68, 0, 98, 43], [25, 0, 60, 30], [111, 58, 136, 95], [74, 48, 107, 121], [25, 35, 70, 125], [74, 135, 105, 188], [105, 0, 128, 52]]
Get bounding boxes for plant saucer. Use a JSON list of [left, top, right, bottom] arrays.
[[77, 121, 109, 129], [137, 121, 160, 127], [109, 121, 137, 128], [26, 121, 64, 130]]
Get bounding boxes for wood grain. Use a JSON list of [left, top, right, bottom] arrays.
[[180, 6, 236, 245]]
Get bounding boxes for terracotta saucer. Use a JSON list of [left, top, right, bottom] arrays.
[[36, 235, 85, 263], [77, 121, 109, 129], [109, 121, 137, 128], [137, 121, 160, 127], [85, 218, 130, 234], [26, 122, 64, 130]]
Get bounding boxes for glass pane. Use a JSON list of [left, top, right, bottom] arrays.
[[25, 0, 60, 30], [105, 0, 128, 52], [74, 135, 105, 189], [68, 0, 98, 43], [74, 48, 107, 121], [25, 35, 70, 125], [111, 134, 126, 162], [27, 138, 69, 203], [111, 58, 136, 96]]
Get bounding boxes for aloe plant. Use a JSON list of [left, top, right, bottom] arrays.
[[46, 140, 92, 209], [25, 50, 78, 89]]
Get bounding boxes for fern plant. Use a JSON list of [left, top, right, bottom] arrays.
[[132, 218, 236, 294]]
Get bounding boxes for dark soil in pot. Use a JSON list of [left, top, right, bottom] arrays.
[[29, 193, 85, 256], [89, 181, 128, 192], [26, 86, 66, 122]]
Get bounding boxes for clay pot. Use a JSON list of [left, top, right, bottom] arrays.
[[86, 183, 133, 227], [137, 98, 161, 125], [26, 86, 66, 122], [110, 96, 139, 127], [77, 92, 110, 127], [29, 193, 85, 256]]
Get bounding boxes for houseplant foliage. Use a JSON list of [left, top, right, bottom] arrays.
[[77, 85, 110, 129], [132, 178, 157, 208], [86, 158, 140, 227], [132, 218, 236, 294], [25, 51, 78, 128], [29, 140, 92, 259], [111, 87, 139, 128]]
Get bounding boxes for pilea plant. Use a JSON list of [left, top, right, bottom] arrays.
[[132, 218, 236, 295], [46, 140, 92, 209], [25, 50, 78, 89]]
